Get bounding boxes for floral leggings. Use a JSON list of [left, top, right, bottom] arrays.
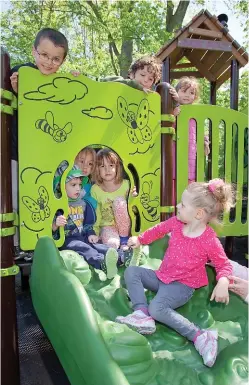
[[100, 197, 130, 249]]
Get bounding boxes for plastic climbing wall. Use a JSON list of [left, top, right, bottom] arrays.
[[18, 67, 161, 250]]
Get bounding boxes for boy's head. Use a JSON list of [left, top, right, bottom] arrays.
[[65, 166, 84, 200], [128, 56, 162, 89], [32, 28, 68, 75]]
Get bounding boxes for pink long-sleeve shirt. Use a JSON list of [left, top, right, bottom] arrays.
[[138, 216, 232, 288]]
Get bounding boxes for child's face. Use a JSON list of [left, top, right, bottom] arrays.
[[65, 178, 82, 199], [99, 157, 116, 182], [176, 190, 198, 223], [178, 86, 196, 105], [76, 151, 94, 176], [130, 66, 155, 89], [32, 38, 65, 75]]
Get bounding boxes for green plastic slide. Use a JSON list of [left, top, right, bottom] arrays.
[[30, 236, 248, 385]]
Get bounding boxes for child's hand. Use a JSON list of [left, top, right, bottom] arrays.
[[88, 235, 99, 244], [71, 70, 81, 77], [204, 136, 210, 156], [228, 275, 248, 300], [169, 87, 179, 102], [210, 277, 230, 305], [10, 72, 18, 93], [131, 186, 138, 197], [173, 106, 181, 116], [56, 215, 67, 227], [127, 236, 140, 248], [143, 87, 153, 94]]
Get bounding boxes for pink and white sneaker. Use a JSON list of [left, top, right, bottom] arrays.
[[116, 310, 156, 334], [194, 330, 218, 367]]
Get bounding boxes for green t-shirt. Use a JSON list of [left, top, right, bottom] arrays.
[[91, 180, 130, 235]]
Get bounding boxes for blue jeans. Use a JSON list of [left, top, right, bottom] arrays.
[[124, 266, 198, 341]]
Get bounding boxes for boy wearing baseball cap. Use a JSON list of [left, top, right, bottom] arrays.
[[53, 165, 119, 279]]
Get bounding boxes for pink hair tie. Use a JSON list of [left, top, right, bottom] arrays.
[[208, 179, 224, 193]]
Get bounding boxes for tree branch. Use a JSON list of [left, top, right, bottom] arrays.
[[86, 1, 120, 57], [166, 0, 190, 32], [109, 43, 118, 75]]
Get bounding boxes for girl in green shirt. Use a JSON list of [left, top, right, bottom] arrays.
[[91, 148, 131, 250]]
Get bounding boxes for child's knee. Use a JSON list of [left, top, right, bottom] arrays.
[[105, 238, 120, 249], [148, 301, 169, 321], [124, 265, 140, 282]]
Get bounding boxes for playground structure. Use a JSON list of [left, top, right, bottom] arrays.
[[1, 9, 248, 385]]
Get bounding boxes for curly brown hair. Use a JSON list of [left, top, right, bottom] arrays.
[[128, 56, 162, 84]]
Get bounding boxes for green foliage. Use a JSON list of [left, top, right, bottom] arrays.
[[1, 0, 174, 76]]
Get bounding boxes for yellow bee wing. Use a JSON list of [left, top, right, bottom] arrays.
[[127, 127, 138, 144], [22, 196, 40, 213], [136, 99, 149, 129], [38, 186, 49, 206], [63, 122, 73, 134], [32, 212, 41, 222], [141, 126, 152, 142], [117, 96, 130, 127], [45, 111, 54, 127], [142, 181, 151, 194], [44, 205, 50, 218]]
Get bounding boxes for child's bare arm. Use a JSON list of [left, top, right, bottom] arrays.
[[10, 72, 18, 93], [173, 106, 181, 116]]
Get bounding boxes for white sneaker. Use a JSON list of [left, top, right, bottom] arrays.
[[194, 330, 218, 367], [116, 310, 156, 334]]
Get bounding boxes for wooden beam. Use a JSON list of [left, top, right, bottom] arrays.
[[156, 13, 208, 61], [170, 71, 203, 79], [189, 27, 223, 39], [201, 50, 221, 69], [185, 51, 216, 82], [171, 62, 194, 69], [203, 18, 248, 66], [230, 59, 239, 110], [178, 38, 232, 52], [170, 50, 186, 66], [210, 54, 233, 78], [216, 67, 231, 88]]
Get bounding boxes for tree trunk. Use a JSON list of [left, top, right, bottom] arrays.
[[166, 0, 190, 32], [119, 39, 133, 78]]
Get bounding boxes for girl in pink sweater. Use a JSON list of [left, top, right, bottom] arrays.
[[116, 178, 234, 368]]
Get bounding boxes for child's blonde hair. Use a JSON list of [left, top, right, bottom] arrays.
[[187, 179, 236, 223], [175, 76, 200, 101], [75, 146, 96, 180], [95, 148, 123, 185], [128, 56, 162, 84]]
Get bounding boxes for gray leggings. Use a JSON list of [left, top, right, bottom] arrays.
[[124, 266, 199, 341]]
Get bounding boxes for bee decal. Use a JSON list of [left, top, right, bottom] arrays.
[[117, 97, 152, 144], [22, 186, 50, 222], [35, 111, 72, 142], [140, 181, 159, 222]]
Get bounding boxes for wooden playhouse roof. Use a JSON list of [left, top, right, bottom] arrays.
[[156, 9, 248, 87]]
